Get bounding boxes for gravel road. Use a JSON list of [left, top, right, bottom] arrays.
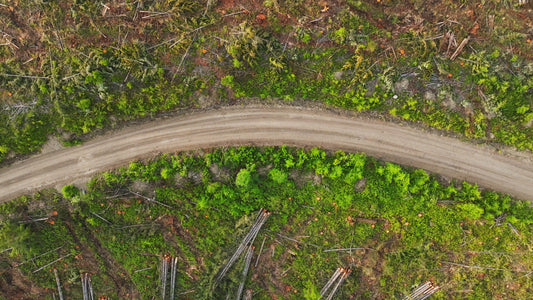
[[1, 106, 532, 202]]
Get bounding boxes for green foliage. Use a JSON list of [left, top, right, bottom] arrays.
[[457, 182, 482, 203], [457, 203, 485, 220], [225, 22, 264, 67], [61, 184, 79, 200], [269, 168, 288, 184], [0, 220, 31, 257], [303, 280, 320, 300], [235, 165, 255, 188], [332, 27, 348, 44], [377, 162, 410, 195], [220, 75, 235, 87]]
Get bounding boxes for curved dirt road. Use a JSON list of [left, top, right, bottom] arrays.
[[1, 106, 533, 202]]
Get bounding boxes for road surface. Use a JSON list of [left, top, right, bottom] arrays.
[[1, 106, 532, 202]]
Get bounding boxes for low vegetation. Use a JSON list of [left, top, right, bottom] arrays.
[[1, 146, 532, 299], [1, 0, 532, 164]]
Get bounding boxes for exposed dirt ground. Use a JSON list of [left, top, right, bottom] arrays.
[[0, 106, 532, 203]]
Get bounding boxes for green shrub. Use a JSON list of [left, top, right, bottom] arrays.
[[61, 184, 79, 200]]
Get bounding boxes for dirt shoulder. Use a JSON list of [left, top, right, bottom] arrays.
[[1, 106, 532, 202]]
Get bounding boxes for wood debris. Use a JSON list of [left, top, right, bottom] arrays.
[[450, 37, 470, 60], [81, 273, 94, 300], [160, 256, 179, 300], [235, 245, 254, 300], [54, 269, 64, 300], [403, 281, 440, 300], [215, 208, 270, 285], [319, 267, 351, 300]]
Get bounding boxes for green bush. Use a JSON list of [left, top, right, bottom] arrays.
[[61, 184, 79, 199]]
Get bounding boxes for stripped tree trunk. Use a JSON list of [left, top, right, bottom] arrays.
[[54, 269, 64, 300], [319, 267, 351, 300], [403, 281, 439, 300], [160, 256, 179, 300], [320, 267, 343, 296], [235, 245, 254, 300], [216, 209, 270, 285], [170, 257, 178, 300], [82, 274, 87, 300], [82, 273, 94, 300], [161, 256, 169, 299], [325, 269, 350, 300]]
